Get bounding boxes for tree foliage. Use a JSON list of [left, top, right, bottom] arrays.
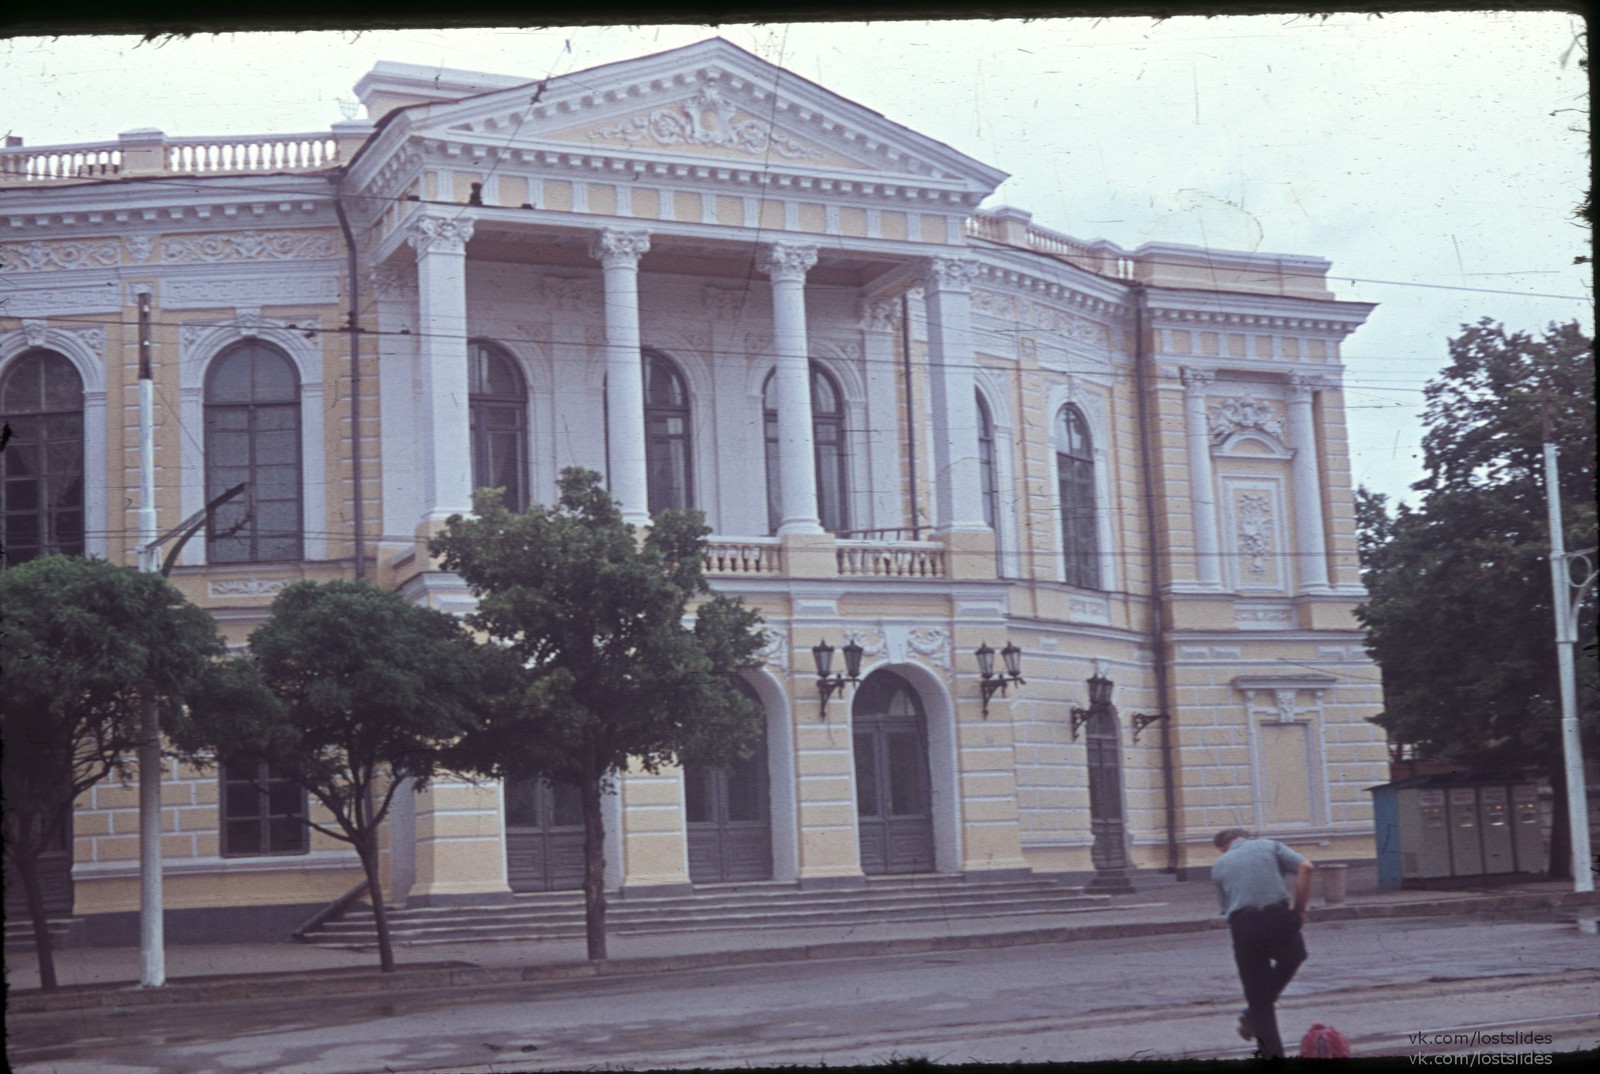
[[430, 468, 767, 960], [1, 555, 225, 989], [1357, 320, 1597, 822], [174, 579, 497, 972]]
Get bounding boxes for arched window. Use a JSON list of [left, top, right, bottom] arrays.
[[643, 350, 692, 514], [977, 391, 998, 530], [1, 350, 85, 566], [764, 364, 850, 534], [1055, 405, 1100, 589], [205, 341, 302, 564], [469, 341, 528, 512]]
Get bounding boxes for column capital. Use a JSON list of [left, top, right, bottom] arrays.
[[1179, 366, 1216, 392], [405, 212, 476, 256], [758, 242, 818, 283], [923, 255, 981, 293], [1287, 372, 1329, 400], [590, 227, 652, 269], [860, 296, 901, 333]]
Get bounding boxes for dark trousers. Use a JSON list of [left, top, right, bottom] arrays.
[[1228, 902, 1307, 1058]]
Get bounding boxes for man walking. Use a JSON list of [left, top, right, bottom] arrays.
[[1212, 827, 1315, 1058]]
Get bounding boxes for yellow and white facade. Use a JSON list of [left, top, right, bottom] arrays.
[[0, 39, 1390, 941]]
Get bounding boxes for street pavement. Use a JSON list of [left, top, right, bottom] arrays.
[[8, 908, 1598, 1072], [5, 864, 1596, 1019]]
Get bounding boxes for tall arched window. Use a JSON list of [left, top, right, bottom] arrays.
[[643, 350, 692, 514], [764, 364, 850, 534], [469, 341, 528, 512], [977, 392, 998, 530], [205, 341, 302, 564], [1056, 405, 1100, 589], [1, 350, 85, 567]]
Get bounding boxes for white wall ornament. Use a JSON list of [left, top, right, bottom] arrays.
[[1237, 492, 1274, 576], [0, 239, 122, 272], [208, 578, 291, 598], [860, 298, 899, 333], [162, 273, 341, 310], [123, 234, 155, 263], [843, 628, 889, 660], [160, 231, 340, 264], [905, 626, 952, 670], [21, 320, 47, 346], [1208, 396, 1285, 444], [590, 82, 824, 161], [370, 262, 415, 298], [759, 628, 790, 671], [0, 283, 121, 318]]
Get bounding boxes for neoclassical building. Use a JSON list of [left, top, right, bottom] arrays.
[[1, 39, 1390, 940]]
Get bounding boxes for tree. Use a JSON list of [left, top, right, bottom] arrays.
[[1, 555, 225, 990], [430, 468, 767, 960], [174, 580, 498, 973], [1356, 318, 1597, 877]]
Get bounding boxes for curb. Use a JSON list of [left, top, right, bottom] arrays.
[[9, 889, 1594, 1015]]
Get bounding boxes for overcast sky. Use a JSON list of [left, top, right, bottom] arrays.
[[2, 13, 1590, 505]]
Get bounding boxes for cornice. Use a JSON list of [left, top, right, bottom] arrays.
[[1144, 291, 1376, 336]]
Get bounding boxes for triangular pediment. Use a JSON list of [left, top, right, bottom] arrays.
[[393, 38, 1007, 194]]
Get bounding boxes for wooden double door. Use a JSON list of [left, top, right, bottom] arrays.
[[853, 671, 936, 875], [504, 778, 586, 893], [685, 681, 773, 884]]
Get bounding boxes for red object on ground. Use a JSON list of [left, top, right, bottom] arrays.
[[1300, 1023, 1353, 1058]]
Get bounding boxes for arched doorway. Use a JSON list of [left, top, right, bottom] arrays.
[[504, 779, 585, 892], [684, 680, 772, 884], [852, 670, 935, 874]]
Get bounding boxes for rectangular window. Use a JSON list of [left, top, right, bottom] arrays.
[[221, 758, 309, 857]]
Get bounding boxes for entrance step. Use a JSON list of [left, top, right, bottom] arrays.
[[3, 916, 85, 952], [299, 875, 1112, 948]]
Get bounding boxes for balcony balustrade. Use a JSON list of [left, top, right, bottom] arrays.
[[702, 534, 947, 580], [1, 131, 342, 186]]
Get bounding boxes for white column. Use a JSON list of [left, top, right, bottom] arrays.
[[1287, 373, 1331, 592], [759, 243, 822, 536], [923, 256, 987, 533], [590, 228, 652, 527], [1181, 367, 1224, 589], [407, 213, 476, 523]]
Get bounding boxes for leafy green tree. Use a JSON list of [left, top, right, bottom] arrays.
[[1, 555, 225, 990], [174, 580, 499, 972], [430, 468, 767, 960], [1357, 319, 1596, 877]]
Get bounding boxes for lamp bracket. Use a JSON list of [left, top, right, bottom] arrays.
[[1130, 711, 1169, 745]]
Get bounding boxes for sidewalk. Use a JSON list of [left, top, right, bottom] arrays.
[[8, 865, 1596, 1014]]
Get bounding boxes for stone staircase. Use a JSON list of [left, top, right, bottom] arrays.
[[4, 916, 84, 952], [299, 874, 1113, 949]]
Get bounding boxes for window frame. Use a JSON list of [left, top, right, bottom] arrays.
[[219, 757, 310, 858], [764, 364, 851, 534], [0, 349, 86, 567], [203, 340, 304, 565], [1055, 404, 1101, 590], [642, 349, 694, 515], [467, 339, 530, 513]]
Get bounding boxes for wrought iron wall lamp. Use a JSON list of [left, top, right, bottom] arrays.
[[976, 641, 1025, 717], [813, 638, 863, 717]]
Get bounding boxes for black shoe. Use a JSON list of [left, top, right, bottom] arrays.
[[1237, 1011, 1255, 1041]]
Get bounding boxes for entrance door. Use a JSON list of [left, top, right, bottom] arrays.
[[1085, 709, 1129, 870], [853, 671, 935, 875], [504, 779, 586, 892], [684, 714, 772, 884]]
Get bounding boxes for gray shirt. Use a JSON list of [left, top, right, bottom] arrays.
[[1212, 837, 1308, 917]]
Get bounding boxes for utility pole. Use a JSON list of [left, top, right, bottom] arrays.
[[136, 290, 166, 986], [1541, 436, 1595, 894]]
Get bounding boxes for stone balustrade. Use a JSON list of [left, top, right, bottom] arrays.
[[0, 130, 342, 186], [703, 537, 781, 576], [835, 538, 946, 579]]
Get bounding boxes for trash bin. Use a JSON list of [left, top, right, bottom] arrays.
[[1320, 862, 1349, 906]]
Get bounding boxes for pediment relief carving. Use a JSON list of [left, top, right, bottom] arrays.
[[586, 82, 826, 161]]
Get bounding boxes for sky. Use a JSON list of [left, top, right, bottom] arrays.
[[1, 13, 1590, 505]]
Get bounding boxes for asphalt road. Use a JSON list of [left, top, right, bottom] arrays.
[[10, 910, 1599, 1072]]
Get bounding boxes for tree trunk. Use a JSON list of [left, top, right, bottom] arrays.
[[355, 834, 395, 973], [1548, 766, 1572, 881], [14, 846, 58, 991], [581, 774, 608, 961]]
